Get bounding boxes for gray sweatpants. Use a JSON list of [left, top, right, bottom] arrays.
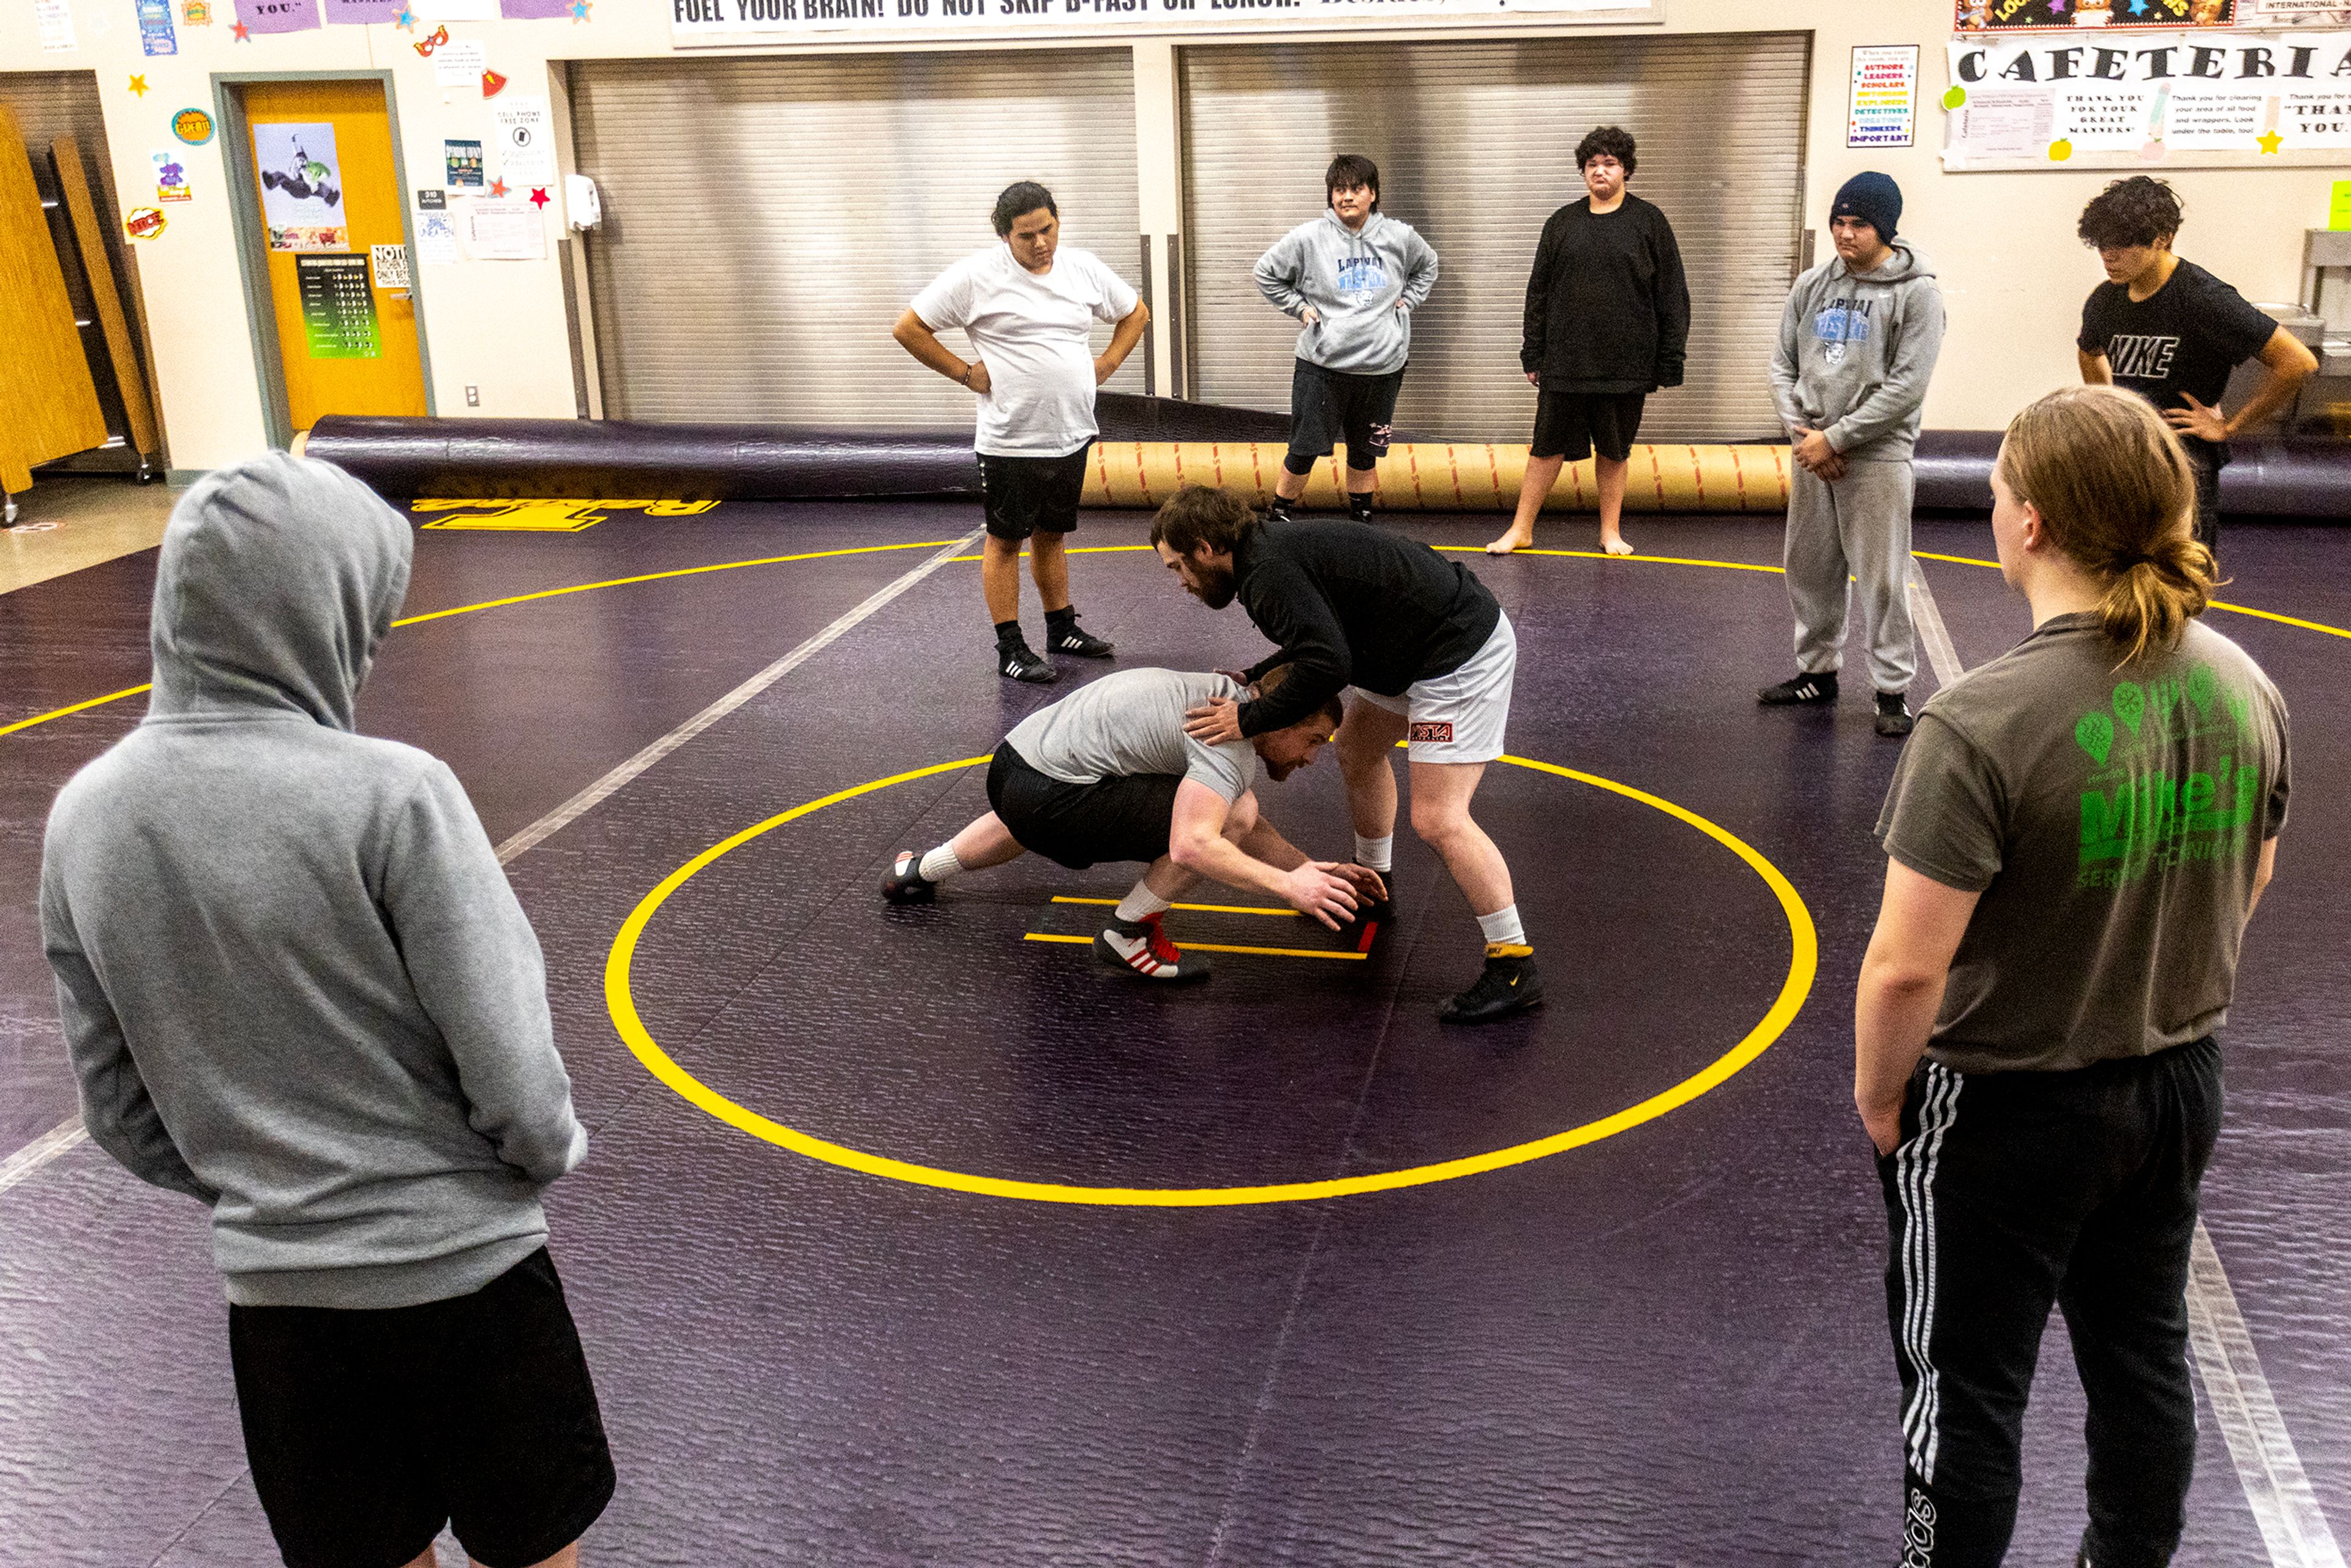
[[1784, 458, 1916, 695]]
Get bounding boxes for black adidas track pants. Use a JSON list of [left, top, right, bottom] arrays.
[[1877, 1038, 2222, 1568]]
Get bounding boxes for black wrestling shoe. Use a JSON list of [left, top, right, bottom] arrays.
[[1758, 671, 1839, 706], [1265, 495, 1294, 524], [1875, 689, 1915, 737], [999, 642, 1058, 684], [1346, 494, 1376, 524], [882, 850, 935, 905], [1048, 615, 1116, 659], [1437, 947, 1543, 1025]]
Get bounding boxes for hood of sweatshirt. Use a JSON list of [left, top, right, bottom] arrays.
[[1833, 239, 1933, 288], [148, 452, 413, 730]]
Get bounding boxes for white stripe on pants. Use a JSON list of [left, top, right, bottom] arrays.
[[1897, 1061, 1965, 1484], [1785, 458, 1918, 694]]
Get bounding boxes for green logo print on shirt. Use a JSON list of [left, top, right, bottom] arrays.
[[2075, 665, 2260, 890]]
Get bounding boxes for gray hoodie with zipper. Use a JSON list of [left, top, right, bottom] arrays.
[[39, 452, 587, 1310], [1768, 241, 1946, 463], [1254, 209, 1440, 377]]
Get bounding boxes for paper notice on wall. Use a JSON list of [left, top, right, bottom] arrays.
[[1848, 45, 1919, 148], [2054, 85, 2155, 150], [432, 38, 487, 88], [371, 242, 410, 289], [1951, 88, 2053, 159], [459, 197, 543, 260], [255, 121, 349, 250], [2162, 86, 2265, 149], [492, 96, 553, 184], [414, 205, 460, 264], [2281, 88, 2351, 144], [36, 0, 78, 50]]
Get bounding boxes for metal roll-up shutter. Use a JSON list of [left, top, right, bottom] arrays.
[[2, 70, 146, 470], [1181, 32, 1810, 442], [571, 51, 1143, 427]]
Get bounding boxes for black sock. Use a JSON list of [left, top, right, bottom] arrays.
[[1266, 495, 1294, 522], [1348, 492, 1375, 520], [1045, 606, 1078, 634], [995, 618, 1027, 652]]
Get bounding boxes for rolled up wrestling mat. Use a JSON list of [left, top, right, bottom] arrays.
[[1076, 440, 1793, 514], [302, 415, 2351, 519]]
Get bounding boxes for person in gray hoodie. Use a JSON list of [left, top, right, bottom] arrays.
[[1762, 171, 1947, 738], [40, 453, 613, 1568], [1253, 152, 1439, 525]]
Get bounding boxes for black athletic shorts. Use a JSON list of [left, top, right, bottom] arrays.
[[987, 738, 1178, 871], [1288, 359, 1404, 471], [978, 441, 1092, 541], [229, 1247, 615, 1568], [1530, 389, 1646, 463]]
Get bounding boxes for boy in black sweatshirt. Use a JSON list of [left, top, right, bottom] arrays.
[[1487, 125, 1689, 558]]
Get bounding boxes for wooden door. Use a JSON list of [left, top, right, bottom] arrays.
[[242, 79, 426, 433]]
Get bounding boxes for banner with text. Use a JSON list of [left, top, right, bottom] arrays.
[[673, 0, 1646, 45], [1944, 28, 2351, 165]]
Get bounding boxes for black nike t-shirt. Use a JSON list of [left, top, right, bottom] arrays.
[[2078, 259, 2276, 466]]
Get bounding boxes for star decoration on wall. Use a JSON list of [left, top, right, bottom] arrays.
[[129, 75, 151, 96], [2256, 129, 2283, 154], [396, 6, 415, 24], [529, 186, 550, 208], [489, 178, 509, 197], [569, 0, 588, 17], [231, 19, 250, 37]]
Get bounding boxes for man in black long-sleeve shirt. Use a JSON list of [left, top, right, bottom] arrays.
[[1151, 486, 1539, 1024], [1487, 125, 1689, 559]]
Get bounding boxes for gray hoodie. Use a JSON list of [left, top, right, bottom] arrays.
[[1768, 241, 1946, 463], [39, 452, 586, 1310], [1253, 209, 1440, 377]]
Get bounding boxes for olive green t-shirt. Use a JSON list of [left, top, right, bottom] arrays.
[[1875, 612, 2290, 1075]]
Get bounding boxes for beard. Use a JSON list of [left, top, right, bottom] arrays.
[[1190, 563, 1237, 609]]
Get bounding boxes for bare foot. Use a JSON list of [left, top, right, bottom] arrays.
[[1484, 528, 1533, 555], [1600, 533, 1635, 557]]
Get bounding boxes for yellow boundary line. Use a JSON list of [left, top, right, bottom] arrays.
[[1050, 894, 1299, 918], [1024, 932, 1365, 962], [10, 539, 2342, 741], [603, 752, 1819, 1207], [1912, 549, 2351, 642]]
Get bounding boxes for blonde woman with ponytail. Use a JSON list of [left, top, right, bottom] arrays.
[[1853, 384, 2291, 1568]]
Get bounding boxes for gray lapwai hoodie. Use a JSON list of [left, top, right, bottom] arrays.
[[1254, 209, 1441, 377], [40, 452, 587, 1310], [1768, 240, 1947, 463]]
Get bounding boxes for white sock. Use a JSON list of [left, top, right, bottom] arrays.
[[917, 844, 963, 882], [1116, 884, 1174, 924], [1477, 905, 1526, 947], [1354, 833, 1393, 872]]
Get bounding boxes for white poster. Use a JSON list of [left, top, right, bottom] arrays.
[[673, 0, 1648, 45], [432, 38, 487, 88], [1945, 29, 2351, 165], [460, 197, 544, 261], [2162, 85, 2265, 148], [1848, 45, 1920, 148], [2280, 86, 2351, 143], [492, 96, 553, 185], [414, 208, 460, 265], [371, 242, 411, 289], [2053, 84, 2156, 149], [253, 121, 348, 250], [36, 0, 78, 50]]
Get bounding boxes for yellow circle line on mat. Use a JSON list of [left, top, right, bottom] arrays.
[[15, 538, 2343, 740], [604, 752, 1820, 1207], [1910, 549, 2351, 642], [0, 540, 961, 738]]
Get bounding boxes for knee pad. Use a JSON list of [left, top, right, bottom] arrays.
[[1281, 454, 1319, 478], [1346, 453, 1379, 473]]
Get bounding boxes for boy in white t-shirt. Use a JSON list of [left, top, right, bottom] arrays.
[[894, 181, 1151, 683]]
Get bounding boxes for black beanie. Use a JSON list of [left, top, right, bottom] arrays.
[[1831, 171, 1902, 244]]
